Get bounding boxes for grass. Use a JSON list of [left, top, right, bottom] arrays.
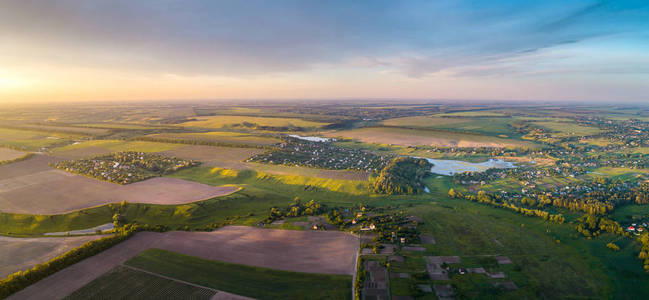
[[0, 165, 379, 236], [204, 167, 369, 195], [327, 127, 537, 149], [410, 176, 649, 299], [66, 265, 215, 300], [0, 127, 81, 150], [144, 131, 280, 146], [532, 121, 602, 137], [52, 139, 181, 153], [434, 111, 508, 117], [124, 248, 352, 300], [179, 115, 329, 129], [382, 116, 522, 138]]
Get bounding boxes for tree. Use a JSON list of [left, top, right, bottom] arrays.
[[448, 188, 456, 198]]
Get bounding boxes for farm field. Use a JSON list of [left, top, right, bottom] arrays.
[[382, 115, 520, 137], [179, 115, 329, 129], [143, 131, 280, 146], [532, 121, 603, 137], [0, 148, 28, 162], [122, 249, 351, 300], [0, 161, 238, 214], [0, 127, 81, 150], [159, 144, 263, 169], [325, 127, 537, 148], [65, 265, 220, 300], [8, 226, 358, 300], [51, 139, 182, 156], [0, 235, 103, 278], [0, 124, 110, 136]]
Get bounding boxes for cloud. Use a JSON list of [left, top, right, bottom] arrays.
[[0, 0, 647, 79]]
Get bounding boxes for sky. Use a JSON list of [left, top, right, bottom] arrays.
[[0, 0, 647, 103]]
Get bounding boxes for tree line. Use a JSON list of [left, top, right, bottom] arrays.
[[371, 157, 432, 195]]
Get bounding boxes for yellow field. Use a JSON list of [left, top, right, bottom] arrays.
[[180, 115, 329, 128]]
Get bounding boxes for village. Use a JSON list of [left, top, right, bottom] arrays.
[[247, 136, 393, 172], [52, 151, 199, 184]]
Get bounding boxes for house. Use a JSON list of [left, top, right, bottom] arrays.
[[369, 223, 376, 230], [628, 226, 635, 231]]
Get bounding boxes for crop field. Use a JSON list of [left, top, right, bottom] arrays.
[[434, 111, 508, 117], [325, 127, 537, 148], [0, 162, 239, 214], [381, 116, 467, 127], [532, 121, 603, 137], [0, 235, 103, 278], [0, 127, 81, 150], [9, 226, 358, 299], [66, 265, 218, 300], [123, 249, 352, 300], [52, 139, 182, 154], [159, 145, 263, 168], [144, 131, 280, 146], [179, 115, 329, 128], [0, 124, 110, 136], [0, 148, 28, 162]]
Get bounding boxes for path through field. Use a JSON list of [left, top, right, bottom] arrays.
[[8, 226, 359, 300]]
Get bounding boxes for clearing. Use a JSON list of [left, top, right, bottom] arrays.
[[9, 226, 358, 300], [0, 235, 103, 278]]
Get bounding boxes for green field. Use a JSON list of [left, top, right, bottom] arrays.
[[124, 248, 352, 300], [180, 115, 329, 129], [532, 121, 602, 137], [0, 127, 82, 150], [327, 127, 537, 148], [144, 131, 280, 146], [66, 265, 215, 300], [52, 139, 182, 153]]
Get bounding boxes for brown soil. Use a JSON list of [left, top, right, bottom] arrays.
[[8, 226, 359, 300], [0, 148, 27, 162], [0, 235, 103, 278], [0, 168, 239, 214], [159, 145, 263, 169]]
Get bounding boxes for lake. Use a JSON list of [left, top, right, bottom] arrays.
[[419, 158, 516, 176]]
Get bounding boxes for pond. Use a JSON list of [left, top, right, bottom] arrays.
[[419, 158, 516, 176], [288, 135, 335, 142]]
